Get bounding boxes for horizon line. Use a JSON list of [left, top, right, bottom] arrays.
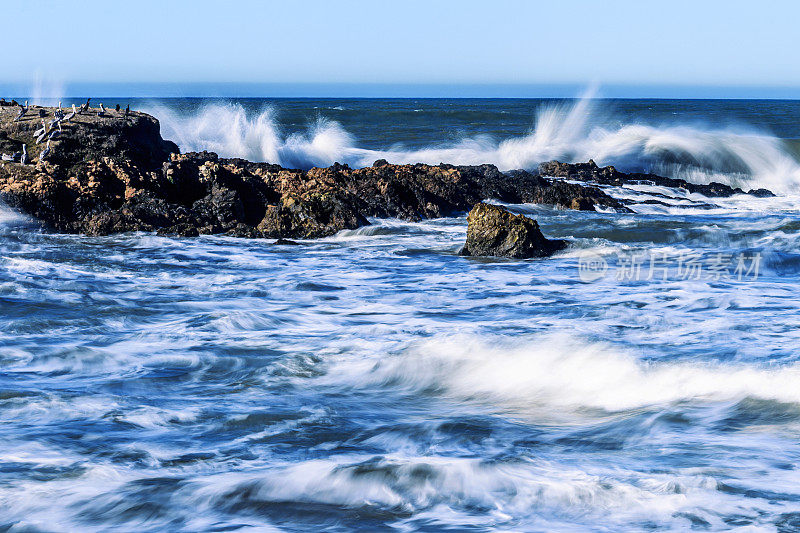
[[5, 82, 800, 100]]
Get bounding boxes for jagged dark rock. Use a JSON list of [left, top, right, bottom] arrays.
[[460, 202, 567, 258], [538, 159, 775, 198], [748, 188, 775, 198], [0, 106, 630, 239]]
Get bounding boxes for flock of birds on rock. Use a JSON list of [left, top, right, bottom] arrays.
[[2, 99, 131, 165]]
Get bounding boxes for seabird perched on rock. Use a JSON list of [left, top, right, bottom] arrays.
[[64, 104, 77, 122], [39, 140, 50, 162], [48, 128, 61, 141], [79, 98, 91, 114], [21, 145, 27, 165], [98, 103, 107, 117], [34, 119, 47, 138], [36, 121, 51, 144], [115, 104, 120, 112], [125, 104, 130, 116], [1, 153, 12, 162]]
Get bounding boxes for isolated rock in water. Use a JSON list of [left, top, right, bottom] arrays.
[[460, 202, 567, 258]]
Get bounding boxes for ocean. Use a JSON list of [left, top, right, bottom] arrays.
[[2, 97, 800, 531]]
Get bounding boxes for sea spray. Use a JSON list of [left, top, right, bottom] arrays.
[[146, 98, 800, 193]]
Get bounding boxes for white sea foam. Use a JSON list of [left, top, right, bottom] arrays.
[[147, 98, 800, 193], [0, 200, 30, 227], [326, 333, 800, 413], [186, 454, 792, 531]]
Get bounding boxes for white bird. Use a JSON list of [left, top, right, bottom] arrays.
[[1, 154, 12, 162], [48, 128, 61, 141], [98, 103, 106, 117], [21, 145, 27, 165], [58, 101, 62, 111], [64, 104, 77, 122], [39, 140, 50, 162], [34, 119, 47, 138], [36, 128, 49, 144]]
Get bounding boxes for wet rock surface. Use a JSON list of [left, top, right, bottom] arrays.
[[460, 202, 567, 258], [0, 106, 629, 238], [538, 160, 775, 198]]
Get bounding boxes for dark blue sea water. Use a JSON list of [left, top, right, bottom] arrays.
[[3, 98, 800, 531]]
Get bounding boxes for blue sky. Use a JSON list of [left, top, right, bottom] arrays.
[[4, 0, 800, 97]]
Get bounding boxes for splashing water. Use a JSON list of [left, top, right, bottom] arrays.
[[147, 98, 800, 193], [149, 103, 370, 169], [29, 71, 65, 107]]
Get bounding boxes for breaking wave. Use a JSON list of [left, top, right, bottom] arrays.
[[326, 333, 800, 413], [148, 97, 800, 194]]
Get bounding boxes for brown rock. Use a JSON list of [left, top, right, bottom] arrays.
[[460, 202, 567, 259]]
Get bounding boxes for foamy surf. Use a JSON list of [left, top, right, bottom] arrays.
[[324, 333, 800, 413]]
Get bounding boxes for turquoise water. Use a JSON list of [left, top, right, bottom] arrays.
[[2, 98, 800, 531]]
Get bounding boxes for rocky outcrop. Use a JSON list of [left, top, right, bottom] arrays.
[[460, 202, 567, 258], [0, 106, 629, 238], [538, 160, 775, 198]]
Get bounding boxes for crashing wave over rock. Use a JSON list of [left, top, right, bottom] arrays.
[[0, 105, 770, 239]]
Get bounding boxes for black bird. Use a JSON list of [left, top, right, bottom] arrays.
[[115, 104, 120, 112]]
